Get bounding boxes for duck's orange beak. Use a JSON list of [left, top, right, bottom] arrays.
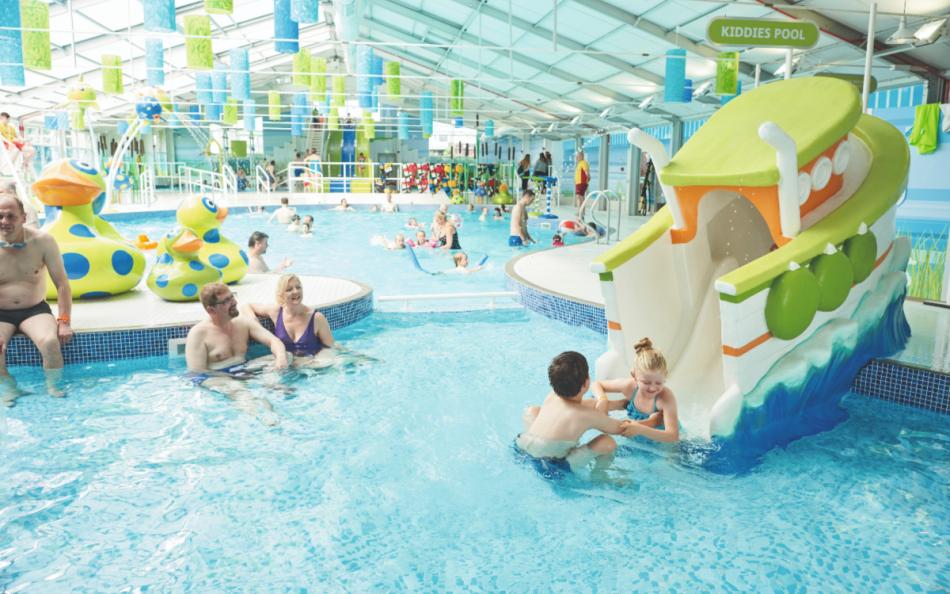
[[172, 230, 202, 253], [216, 206, 228, 221]]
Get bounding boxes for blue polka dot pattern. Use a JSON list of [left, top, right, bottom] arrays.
[[69, 159, 98, 175], [158, 253, 173, 265], [68, 224, 95, 238], [91, 192, 106, 215], [240, 250, 249, 265], [62, 252, 90, 280], [209, 253, 230, 269], [201, 196, 218, 213], [112, 250, 134, 275], [155, 274, 169, 288], [79, 291, 111, 299], [188, 260, 205, 271], [182, 283, 198, 297], [203, 228, 220, 244]]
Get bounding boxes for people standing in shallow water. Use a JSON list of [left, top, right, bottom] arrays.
[[433, 211, 461, 250], [243, 274, 338, 369], [592, 337, 680, 442], [518, 351, 642, 475], [0, 190, 73, 400], [247, 231, 292, 274]]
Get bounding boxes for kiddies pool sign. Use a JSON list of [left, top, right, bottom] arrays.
[[707, 18, 820, 49]]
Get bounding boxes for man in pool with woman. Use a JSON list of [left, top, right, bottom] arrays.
[[186, 277, 348, 424], [517, 342, 680, 475]]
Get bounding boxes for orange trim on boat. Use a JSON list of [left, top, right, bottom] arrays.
[[721, 240, 895, 357], [874, 242, 893, 269], [670, 136, 848, 247], [607, 320, 622, 330], [722, 332, 772, 357]]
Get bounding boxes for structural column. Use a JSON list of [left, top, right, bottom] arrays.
[[597, 133, 609, 193], [626, 144, 641, 216]]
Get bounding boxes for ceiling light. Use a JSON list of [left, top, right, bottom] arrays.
[[569, 115, 581, 125], [638, 95, 654, 110], [886, 15, 917, 44], [693, 81, 712, 97], [547, 123, 556, 132], [914, 18, 947, 44], [599, 106, 612, 118], [530, 128, 538, 135]]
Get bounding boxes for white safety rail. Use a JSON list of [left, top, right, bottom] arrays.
[[285, 160, 324, 192], [284, 160, 378, 193], [255, 164, 272, 194], [580, 189, 624, 244], [376, 291, 519, 312], [179, 165, 236, 201]]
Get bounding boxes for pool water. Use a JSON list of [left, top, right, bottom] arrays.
[[2, 310, 947, 591], [110, 206, 575, 297]]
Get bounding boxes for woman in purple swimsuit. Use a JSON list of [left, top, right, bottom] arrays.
[[244, 274, 335, 366]]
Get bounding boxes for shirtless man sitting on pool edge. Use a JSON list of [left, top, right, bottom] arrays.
[[0, 189, 73, 400], [185, 282, 289, 425]]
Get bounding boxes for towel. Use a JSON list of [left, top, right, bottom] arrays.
[[908, 103, 941, 155]]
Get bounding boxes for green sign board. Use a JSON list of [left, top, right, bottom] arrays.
[[707, 18, 820, 49]]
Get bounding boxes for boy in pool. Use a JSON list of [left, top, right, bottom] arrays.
[[517, 352, 640, 474]]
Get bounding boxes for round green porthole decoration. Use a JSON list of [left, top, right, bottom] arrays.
[[765, 265, 821, 340], [810, 251, 853, 311], [843, 231, 877, 283]]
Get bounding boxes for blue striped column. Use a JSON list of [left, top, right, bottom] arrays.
[[143, 0, 176, 32], [291, 0, 318, 24], [230, 48, 250, 100], [420, 91, 433, 138], [145, 38, 164, 86], [274, 0, 299, 53], [0, 0, 25, 86]]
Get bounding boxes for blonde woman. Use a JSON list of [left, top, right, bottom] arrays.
[[244, 274, 336, 367]]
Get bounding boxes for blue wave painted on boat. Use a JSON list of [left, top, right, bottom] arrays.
[[703, 287, 911, 475]]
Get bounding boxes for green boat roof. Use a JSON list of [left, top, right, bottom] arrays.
[[659, 78, 861, 188]]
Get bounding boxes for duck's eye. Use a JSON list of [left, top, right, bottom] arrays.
[[70, 159, 98, 175], [201, 197, 217, 213]]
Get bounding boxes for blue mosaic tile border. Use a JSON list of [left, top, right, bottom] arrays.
[[852, 359, 950, 414], [4, 291, 374, 368], [504, 262, 607, 335]]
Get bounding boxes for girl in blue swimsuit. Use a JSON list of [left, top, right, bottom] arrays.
[[590, 337, 681, 443]]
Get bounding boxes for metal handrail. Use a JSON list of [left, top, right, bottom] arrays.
[[255, 164, 272, 194], [581, 189, 624, 244], [179, 165, 234, 201]]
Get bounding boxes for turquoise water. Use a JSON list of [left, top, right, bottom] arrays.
[[2, 310, 948, 591], [110, 206, 574, 296]]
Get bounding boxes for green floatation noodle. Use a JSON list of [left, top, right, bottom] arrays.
[[843, 232, 877, 283], [765, 267, 820, 340], [811, 251, 854, 312], [659, 78, 861, 187]]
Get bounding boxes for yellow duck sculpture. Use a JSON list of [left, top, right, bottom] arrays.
[[146, 228, 222, 301], [176, 195, 248, 284], [31, 159, 146, 299]]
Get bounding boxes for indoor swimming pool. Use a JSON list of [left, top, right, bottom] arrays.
[[1, 310, 947, 592], [110, 205, 573, 297]]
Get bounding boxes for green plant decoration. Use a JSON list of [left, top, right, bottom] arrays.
[[765, 264, 820, 340], [843, 231, 877, 283], [810, 249, 853, 311]]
